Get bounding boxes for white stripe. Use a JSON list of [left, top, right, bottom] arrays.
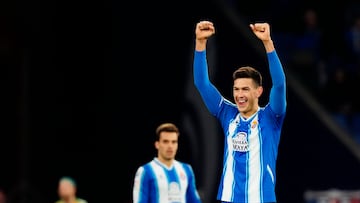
[[221, 115, 238, 201], [248, 114, 261, 203], [133, 167, 144, 203], [267, 164, 274, 183], [174, 161, 188, 202], [222, 136, 234, 201], [150, 161, 169, 203]]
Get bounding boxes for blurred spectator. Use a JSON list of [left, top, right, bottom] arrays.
[[290, 8, 326, 90], [344, 15, 360, 73], [342, 5, 360, 144]]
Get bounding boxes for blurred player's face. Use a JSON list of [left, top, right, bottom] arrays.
[[155, 132, 178, 164], [233, 78, 262, 118], [58, 179, 76, 200]]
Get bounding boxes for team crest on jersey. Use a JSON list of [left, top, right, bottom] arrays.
[[232, 132, 249, 152], [251, 119, 258, 129]]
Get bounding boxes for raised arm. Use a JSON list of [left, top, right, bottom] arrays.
[[193, 21, 222, 115], [250, 23, 286, 115]]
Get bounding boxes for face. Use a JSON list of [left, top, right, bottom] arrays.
[[58, 179, 76, 200], [155, 131, 178, 163], [233, 78, 263, 118]]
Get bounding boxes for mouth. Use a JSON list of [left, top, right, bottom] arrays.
[[237, 98, 247, 106]]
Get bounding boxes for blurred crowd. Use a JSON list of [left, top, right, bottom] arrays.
[[273, 3, 360, 144]]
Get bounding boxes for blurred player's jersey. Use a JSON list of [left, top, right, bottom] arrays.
[[133, 158, 201, 203]]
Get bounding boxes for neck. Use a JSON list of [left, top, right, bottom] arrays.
[[157, 157, 174, 168], [240, 106, 259, 119]]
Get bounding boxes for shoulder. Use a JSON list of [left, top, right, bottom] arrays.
[[259, 105, 275, 118], [174, 160, 190, 167], [135, 159, 159, 178], [174, 160, 194, 173], [260, 105, 286, 125]]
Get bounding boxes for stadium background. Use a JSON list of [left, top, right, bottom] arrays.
[[1, 0, 359, 202]]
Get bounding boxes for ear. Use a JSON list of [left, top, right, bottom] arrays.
[[257, 86, 264, 98], [154, 141, 159, 150]]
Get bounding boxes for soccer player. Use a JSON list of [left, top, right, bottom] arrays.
[[132, 122, 202, 203], [193, 20, 287, 203]]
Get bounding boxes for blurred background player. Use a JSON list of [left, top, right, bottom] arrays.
[[132, 122, 202, 203], [55, 176, 88, 203]]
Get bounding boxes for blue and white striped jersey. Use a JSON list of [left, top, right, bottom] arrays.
[[193, 50, 286, 203], [133, 158, 202, 203]]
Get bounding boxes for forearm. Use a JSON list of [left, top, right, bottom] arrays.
[[268, 51, 285, 85], [195, 39, 207, 51], [268, 51, 286, 114], [263, 39, 275, 53], [193, 50, 222, 115]]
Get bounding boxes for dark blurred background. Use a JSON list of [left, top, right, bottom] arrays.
[[1, 0, 360, 202]]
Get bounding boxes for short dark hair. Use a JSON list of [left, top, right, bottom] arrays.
[[59, 176, 76, 187], [155, 123, 180, 141], [232, 66, 262, 87]]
